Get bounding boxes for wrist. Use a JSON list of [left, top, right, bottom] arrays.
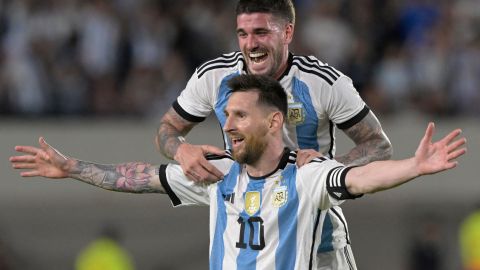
[[174, 138, 188, 161]]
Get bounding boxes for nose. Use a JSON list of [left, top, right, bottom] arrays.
[[245, 35, 258, 51], [223, 115, 234, 133]]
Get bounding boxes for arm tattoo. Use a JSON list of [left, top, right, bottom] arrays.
[[336, 112, 393, 166], [156, 108, 197, 160], [68, 160, 164, 193]]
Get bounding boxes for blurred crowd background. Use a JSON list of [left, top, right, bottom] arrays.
[[1, 0, 480, 119]]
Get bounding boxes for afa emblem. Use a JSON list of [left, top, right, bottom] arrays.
[[272, 186, 288, 208], [245, 191, 261, 216], [288, 102, 305, 125]]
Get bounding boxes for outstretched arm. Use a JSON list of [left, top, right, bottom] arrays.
[[10, 137, 164, 193], [346, 123, 467, 195], [156, 107, 224, 182], [336, 111, 393, 166]]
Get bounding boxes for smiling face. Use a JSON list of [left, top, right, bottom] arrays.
[[236, 12, 293, 79], [223, 90, 270, 165]]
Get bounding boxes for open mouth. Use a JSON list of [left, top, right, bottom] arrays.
[[249, 52, 268, 63], [231, 137, 244, 147]]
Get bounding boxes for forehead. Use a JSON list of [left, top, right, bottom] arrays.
[[236, 12, 280, 29], [226, 91, 259, 111]]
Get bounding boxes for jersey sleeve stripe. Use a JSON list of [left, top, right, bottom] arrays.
[[336, 105, 370, 130], [198, 62, 240, 78], [306, 56, 341, 77], [172, 100, 206, 123], [197, 51, 240, 72], [326, 166, 363, 200], [158, 164, 182, 206], [293, 56, 339, 81], [292, 62, 334, 85]]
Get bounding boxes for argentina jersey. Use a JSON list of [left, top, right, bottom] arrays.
[[159, 149, 360, 270]]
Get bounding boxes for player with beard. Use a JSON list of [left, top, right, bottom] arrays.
[[10, 75, 466, 270], [156, 0, 393, 268]]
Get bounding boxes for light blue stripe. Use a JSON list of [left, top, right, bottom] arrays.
[[275, 164, 299, 270], [236, 178, 266, 270], [317, 214, 334, 253], [214, 72, 240, 149], [210, 163, 241, 270], [291, 77, 319, 150]]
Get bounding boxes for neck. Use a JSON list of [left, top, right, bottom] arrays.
[[245, 138, 285, 178], [273, 50, 290, 80]]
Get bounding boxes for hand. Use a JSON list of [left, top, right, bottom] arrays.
[[415, 122, 467, 176], [174, 143, 225, 183], [296, 149, 323, 167], [10, 137, 74, 178]]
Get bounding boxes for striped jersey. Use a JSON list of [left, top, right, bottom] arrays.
[[172, 52, 367, 259], [159, 150, 359, 270]]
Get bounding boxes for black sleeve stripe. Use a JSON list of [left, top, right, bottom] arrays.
[[198, 62, 240, 78], [326, 166, 363, 200], [306, 55, 341, 77], [159, 164, 182, 206], [172, 100, 206, 123], [293, 56, 339, 81], [197, 52, 241, 73], [292, 63, 334, 85], [336, 105, 370, 130], [205, 152, 234, 161]]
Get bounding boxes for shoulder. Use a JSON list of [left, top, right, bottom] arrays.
[[196, 51, 245, 79], [291, 55, 345, 86]]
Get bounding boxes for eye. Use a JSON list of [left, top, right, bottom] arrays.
[[237, 32, 247, 38]]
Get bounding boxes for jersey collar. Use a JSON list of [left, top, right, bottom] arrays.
[[247, 147, 292, 180]]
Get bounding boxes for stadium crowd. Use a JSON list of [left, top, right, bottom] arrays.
[[0, 0, 479, 118]]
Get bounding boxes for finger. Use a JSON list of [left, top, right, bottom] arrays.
[[14, 145, 41, 155], [422, 122, 435, 144], [12, 163, 38, 169], [447, 138, 467, 153], [441, 129, 462, 145], [296, 154, 308, 167], [20, 171, 41, 177], [444, 161, 458, 170], [198, 157, 224, 180], [201, 145, 226, 156], [9, 155, 36, 163], [447, 148, 467, 161]]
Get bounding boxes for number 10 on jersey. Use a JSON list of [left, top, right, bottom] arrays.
[[235, 216, 266, 250]]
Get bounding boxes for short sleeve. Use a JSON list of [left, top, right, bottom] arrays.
[[159, 158, 234, 207], [298, 158, 362, 210], [174, 70, 215, 122], [323, 75, 369, 129]]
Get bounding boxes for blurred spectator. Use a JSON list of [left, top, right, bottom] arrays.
[[409, 216, 443, 270], [0, 0, 479, 118], [75, 224, 135, 270], [460, 205, 480, 270]]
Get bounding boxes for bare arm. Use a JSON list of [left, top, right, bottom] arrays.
[[155, 107, 224, 182], [156, 107, 197, 160], [336, 111, 393, 166], [10, 138, 164, 193], [346, 123, 466, 195]]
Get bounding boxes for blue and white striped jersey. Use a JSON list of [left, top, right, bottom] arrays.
[[159, 150, 359, 270], [172, 52, 368, 260]]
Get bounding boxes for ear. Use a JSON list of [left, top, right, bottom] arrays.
[[284, 23, 294, 44], [268, 111, 284, 131]]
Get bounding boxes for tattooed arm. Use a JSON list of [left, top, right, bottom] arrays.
[[336, 111, 393, 166], [156, 107, 224, 183], [10, 137, 164, 194]]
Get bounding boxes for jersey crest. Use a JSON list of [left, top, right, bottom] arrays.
[[245, 191, 261, 216], [272, 185, 288, 208], [288, 102, 305, 125]]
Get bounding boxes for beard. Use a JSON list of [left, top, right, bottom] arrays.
[[231, 128, 268, 165]]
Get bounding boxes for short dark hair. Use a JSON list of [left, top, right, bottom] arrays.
[[227, 74, 288, 118], [235, 0, 295, 25]]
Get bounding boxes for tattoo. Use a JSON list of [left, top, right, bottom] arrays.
[[156, 108, 197, 160], [336, 112, 393, 166], [69, 160, 163, 193]]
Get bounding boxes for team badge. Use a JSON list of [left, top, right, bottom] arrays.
[[245, 191, 261, 216], [272, 186, 288, 208], [288, 102, 305, 125]]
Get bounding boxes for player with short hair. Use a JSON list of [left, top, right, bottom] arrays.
[[11, 75, 466, 270], [155, 0, 392, 268]]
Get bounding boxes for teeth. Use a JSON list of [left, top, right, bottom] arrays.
[[250, 52, 266, 58]]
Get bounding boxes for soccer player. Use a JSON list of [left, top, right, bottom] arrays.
[[155, 0, 392, 268], [11, 75, 466, 270]]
